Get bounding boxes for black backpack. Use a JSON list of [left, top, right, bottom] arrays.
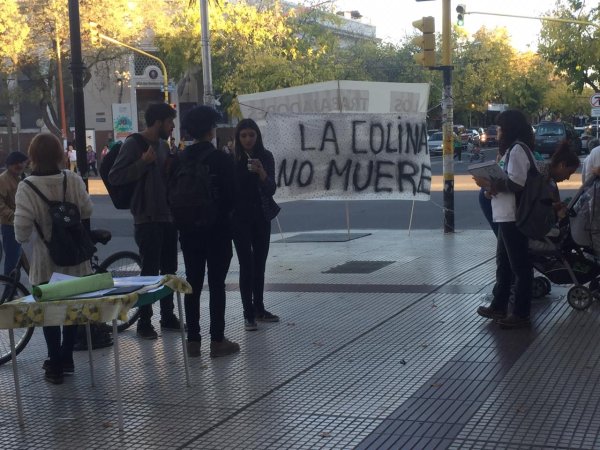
[[168, 147, 218, 227], [100, 133, 148, 209], [506, 142, 556, 240], [23, 172, 95, 267]]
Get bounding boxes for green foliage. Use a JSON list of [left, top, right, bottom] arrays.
[[538, 0, 600, 92]]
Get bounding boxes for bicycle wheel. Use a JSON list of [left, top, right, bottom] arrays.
[[0, 275, 34, 366], [98, 251, 142, 332]]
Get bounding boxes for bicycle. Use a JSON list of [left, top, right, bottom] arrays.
[[0, 228, 142, 365]]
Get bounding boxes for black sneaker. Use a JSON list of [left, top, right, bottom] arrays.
[[498, 314, 531, 329], [244, 319, 258, 331], [44, 364, 64, 385], [256, 310, 280, 323], [160, 315, 186, 331], [137, 323, 158, 340], [476, 305, 507, 320], [43, 359, 74, 375]]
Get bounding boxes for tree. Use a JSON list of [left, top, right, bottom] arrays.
[[4, 0, 173, 136], [538, 0, 600, 92], [0, 0, 30, 151]]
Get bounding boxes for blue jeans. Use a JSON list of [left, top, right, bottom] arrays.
[[1, 224, 21, 275]]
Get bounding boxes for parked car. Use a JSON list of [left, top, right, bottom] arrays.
[[427, 131, 465, 156], [480, 126, 499, 147], [534, 121, 582, 155], [427, 131, 444, 156], [427, 129, 441, 139]]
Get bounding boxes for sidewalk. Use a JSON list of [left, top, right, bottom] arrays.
[[1, 229, 599, 449]]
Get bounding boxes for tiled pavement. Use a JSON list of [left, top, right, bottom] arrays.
[[1, 229, 600, 449]]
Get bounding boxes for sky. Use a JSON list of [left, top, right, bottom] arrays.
[[330, 0, 556, 52]]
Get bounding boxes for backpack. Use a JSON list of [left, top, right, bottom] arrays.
[[99, 133, 148, 209], [168, 147, 218, 227], [23, 172, 95, 267], [506, 143, 556, 239]]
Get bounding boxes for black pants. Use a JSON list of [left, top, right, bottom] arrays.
[[179, 227, 232, 342], [490, 222, 533, 318], [134, 222, 178, 324], [43, 325, 77, 366], [233, 215, 271, 321]]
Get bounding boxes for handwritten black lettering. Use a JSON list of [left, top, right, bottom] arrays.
[[352, 161, 374, 191], [352, 121, 367, 154], [277, 159, 297, 187], [300, 124, 316, 151], [386, 123, 398, 153], [417, 163, 432, 194], [374, 161, 394, 193], [370, 123, 385, 154], [397, 161, 419, 195], [320, 121, 340, 154], [325, 159, 352, 190], [298, 161, 314, 187]]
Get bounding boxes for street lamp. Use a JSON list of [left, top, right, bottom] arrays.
[[88, 23, 169, 103]]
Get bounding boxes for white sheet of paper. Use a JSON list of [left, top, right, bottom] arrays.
[[49, 273, 77, 283]]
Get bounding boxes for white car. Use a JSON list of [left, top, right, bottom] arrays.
[[427, 131, 443, 156]]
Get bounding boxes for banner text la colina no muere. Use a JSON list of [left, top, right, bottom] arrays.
[[264, 113, 432, 201]]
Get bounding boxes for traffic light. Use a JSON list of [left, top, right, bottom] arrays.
[[412, 16, 435, 68], [456, 4, 466, 26], [89, 21, 100, 46]]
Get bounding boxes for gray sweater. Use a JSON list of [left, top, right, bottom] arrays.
[[108, 135, 172, 224]]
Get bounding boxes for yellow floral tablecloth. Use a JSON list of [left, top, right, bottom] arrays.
[[0, 275, 192, 329]]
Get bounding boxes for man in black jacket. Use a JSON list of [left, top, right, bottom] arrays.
[[169, 105, 239, 358], [109, 103, 182, 339]]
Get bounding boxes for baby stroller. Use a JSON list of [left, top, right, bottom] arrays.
[[528, 179, 600, 310]]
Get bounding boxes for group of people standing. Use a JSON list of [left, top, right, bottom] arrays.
[[1, 102, 279, 384], [474, 109, 581, 329], [107, 103, 280, 360]]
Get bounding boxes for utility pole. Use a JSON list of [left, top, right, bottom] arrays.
[[199, 0, 215, 107], [414, 0, 454, 232], [67, 0, 89, 182], [440, 0, 454, 233]]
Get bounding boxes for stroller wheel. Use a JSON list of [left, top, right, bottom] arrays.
[[532, 277, 549, 298], [568, 285, 593, 310]]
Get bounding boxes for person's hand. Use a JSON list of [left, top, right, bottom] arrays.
[[553, 201, 568, 219], [472, 175, 491, 190], [141, 146, 157, 164], [249, 159, 267, 181]]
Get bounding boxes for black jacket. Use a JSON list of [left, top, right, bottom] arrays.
[[167, 141, 235, 231]]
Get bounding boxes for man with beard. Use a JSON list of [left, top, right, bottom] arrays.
[[109, 103, 183, 339]]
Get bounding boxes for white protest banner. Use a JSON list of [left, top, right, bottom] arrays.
[[265, 113, 431, 201], [239, 80, 430, 121]]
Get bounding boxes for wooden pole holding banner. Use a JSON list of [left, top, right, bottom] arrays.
[[337, 80, 352, 240], [275, 217, 285, 242], [408, 200, 416, 236], [345, 202, 351, 239]]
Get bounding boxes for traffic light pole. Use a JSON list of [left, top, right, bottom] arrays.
[[68, 0, 89, 182], [441, 0, 454, 233]]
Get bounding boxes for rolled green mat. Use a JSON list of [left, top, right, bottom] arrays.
[[33, 273, 114, 302]]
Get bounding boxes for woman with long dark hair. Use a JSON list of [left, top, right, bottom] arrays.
[[473, 110, 536, 329], [232, 119, 280, 331]]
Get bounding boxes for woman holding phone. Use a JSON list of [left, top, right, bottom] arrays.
[[232, 119, 281, 331]]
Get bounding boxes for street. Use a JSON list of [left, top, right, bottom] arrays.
[[90, 144, 583, 260]]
